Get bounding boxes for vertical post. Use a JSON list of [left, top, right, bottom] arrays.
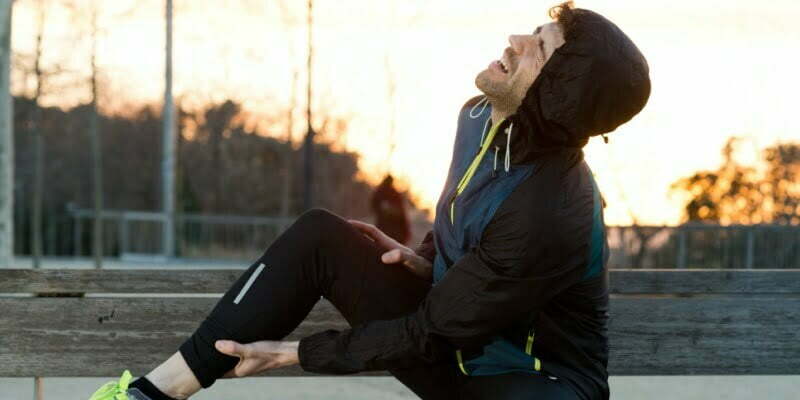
[[302, 0, 314, 210], [174, 212, 182, 257], [89, 8, 103, 269], [33, 376, 43, 400], [0, 0, 12, 268], [119, 212, 129, 258], [73, 216, 81, 258], [162, 0, 175, 258], [677, 227, 688, 269], [618, 227, 628, 268], [745, 227, 755, 269]]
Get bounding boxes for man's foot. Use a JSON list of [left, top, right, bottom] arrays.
[[88, 370, 154, 400]]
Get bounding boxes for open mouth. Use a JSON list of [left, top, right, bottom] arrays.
[[492, 59, 509, 74], [498, 59, 509, 73]]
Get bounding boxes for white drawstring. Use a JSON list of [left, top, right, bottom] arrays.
[[504, 123, 513, 172], [468, 96, 489, 119]]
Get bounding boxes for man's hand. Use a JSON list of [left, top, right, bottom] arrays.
[[216, 340, 299, 378], [348, 219, 433, 281]]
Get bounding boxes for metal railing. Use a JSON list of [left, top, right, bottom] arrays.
[[67, 209, 800, 268], [69, 209, 295, 261], [608, 224, 800, 269]]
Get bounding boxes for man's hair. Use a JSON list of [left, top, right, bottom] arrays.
[[548, 1, 582, 40]]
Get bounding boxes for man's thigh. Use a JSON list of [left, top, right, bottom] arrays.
[[317, 210, 432, 326], [315, 212, 460, 398], [388, 366, 582, 400], [457, 373, 579, 400], [388, 363, 461, 400]]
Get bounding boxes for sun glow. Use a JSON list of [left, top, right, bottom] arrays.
[[11, 0, 800, 224]]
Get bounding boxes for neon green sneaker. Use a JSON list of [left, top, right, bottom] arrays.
[[88, 370, 133, 400]]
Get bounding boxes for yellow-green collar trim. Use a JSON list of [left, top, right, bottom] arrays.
[[449, 118, 505, 223]]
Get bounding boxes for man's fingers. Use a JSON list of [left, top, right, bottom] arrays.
[[402, 254, 434, 281], [382, 250, 433, 279], [218, 340, 300, 379], [222, 369, 237, 379], [348, 219, 403, 250], [402, 253, 423, 268], [381, 249, 404, 264], [215, 340, 247, 357], [348, 220, 382, 242], [348, 220, 377, 236], [347, 219, 371, 229], [235, 360, 258, 377]]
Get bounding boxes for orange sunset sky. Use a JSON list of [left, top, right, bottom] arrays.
[[10, 0, 800, 225]]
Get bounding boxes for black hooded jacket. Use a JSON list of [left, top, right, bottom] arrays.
[[298, 8, 650, 400]]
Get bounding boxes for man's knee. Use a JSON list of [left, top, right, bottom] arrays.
[[295, 208, 341, 228], [290, 208, 350, 243]]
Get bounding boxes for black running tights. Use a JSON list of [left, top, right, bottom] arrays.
[[178, 208, 578, 400]]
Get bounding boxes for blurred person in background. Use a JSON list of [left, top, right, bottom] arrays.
[[371, 174, 411, 245], [88, 2, 649, 400]]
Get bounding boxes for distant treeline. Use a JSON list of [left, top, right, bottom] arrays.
[[671, 137, 800, 225], [11, 97, 411, 255]]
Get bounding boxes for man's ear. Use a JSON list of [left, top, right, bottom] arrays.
[[544, 23, 567, 58]]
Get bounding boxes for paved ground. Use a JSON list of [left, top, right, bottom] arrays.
[[1, 376, 799, 399]]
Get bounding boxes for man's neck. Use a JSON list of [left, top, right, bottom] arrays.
[[491, 108, 509, 125], [488, 98, 514, 124]]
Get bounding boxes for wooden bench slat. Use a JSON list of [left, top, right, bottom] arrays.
[[0, 298, 351, 377], [0, 269, 244, 294], [2, 269, 800, 294], [608, 297, 800, 375], [610, 269, 800, 294], [1, 296, 798, 376]]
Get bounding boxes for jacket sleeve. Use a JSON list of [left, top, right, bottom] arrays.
[[297, 167, 593, 373], [413, 230, 437, 263]]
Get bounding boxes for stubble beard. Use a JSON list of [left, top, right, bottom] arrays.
[[475, 70, 513, 110], [475, 69, 506, 99]]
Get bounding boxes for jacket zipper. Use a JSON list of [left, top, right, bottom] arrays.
[[449, 119, 505, 224], [456, 349, 469, 376], [525, 327, 542, 371], [449, 120, 505, 374], [525, 328, 535, 354]]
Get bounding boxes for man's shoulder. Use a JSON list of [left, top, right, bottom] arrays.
[[460, 95, 487, 112], [493, 156, 594, 227]]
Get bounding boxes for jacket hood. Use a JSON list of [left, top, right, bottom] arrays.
[[505, 8, 651, 163]]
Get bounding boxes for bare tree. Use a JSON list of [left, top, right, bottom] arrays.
[[87, 4, 104, 268], [274, 0, 299, 218], [65, 0, 138, 266], [0, 0, 13, 268], [16, 0, 76, 266], [302, 0, 314, 210], [383, 0, 399, 175], [62, 0, 107, 267], [280, 69, 299, 218], [384, 54, 397, 172], [29, 1, 45, 268]]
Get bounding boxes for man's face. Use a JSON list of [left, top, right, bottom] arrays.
[[475, 22, 566, 109]]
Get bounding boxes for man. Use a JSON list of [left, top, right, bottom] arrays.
[[90, 3, 649, 400], [371, 174, 411, 245]]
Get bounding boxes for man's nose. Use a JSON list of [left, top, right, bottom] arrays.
[[507, 35, 524, 51]]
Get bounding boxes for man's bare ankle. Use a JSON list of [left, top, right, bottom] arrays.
[[144, 352, 202, 399]]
